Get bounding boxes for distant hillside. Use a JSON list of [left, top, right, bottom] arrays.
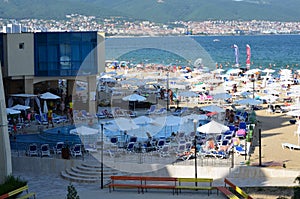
[[0, 0, 300, 22]]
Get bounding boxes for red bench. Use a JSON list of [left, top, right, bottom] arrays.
[[109, 176, 143, 193], [109, 176, 177, 194]]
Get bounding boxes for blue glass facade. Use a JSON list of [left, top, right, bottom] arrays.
[[34, 32, 98, 76]]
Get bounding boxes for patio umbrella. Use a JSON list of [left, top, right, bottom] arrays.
[[6, 108, 21, 115], [201, 105, 225, 113], [235, 98, 262, 106], [182, 114, 208, 123], [177, 91, 198, 98], [133, 116, 153, 125], [114, 117, 139, 131], [70, 126, 99, 146], [40, 92, 60, 100], [197, 120, 229, 134], [122, 93, 146, 111], [286, 110, 300, 117], [11, 104, 31, 110], [213, 93, 232, 100], [43, 101, 48, 114]]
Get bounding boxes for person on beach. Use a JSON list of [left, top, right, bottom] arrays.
[[47, 109, 54, 128]]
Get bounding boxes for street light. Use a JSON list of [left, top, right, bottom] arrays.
[[166, 71, 170, 111], [100, 123, 104, 189], [193, 119, 198, 186], [250, 74, 255, 99]]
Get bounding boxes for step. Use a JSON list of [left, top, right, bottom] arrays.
[[76, 164, 116, 172], [65, 169, 100, 180], [61, 171, 100, 183], [71, 167, 100, 176], [71, 167, 118, 177]]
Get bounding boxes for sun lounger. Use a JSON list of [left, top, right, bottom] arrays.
[[282, 143, 300, 150]]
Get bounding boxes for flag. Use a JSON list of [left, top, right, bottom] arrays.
[[246, 44, 251, 69], [233, 44, 239, 67]]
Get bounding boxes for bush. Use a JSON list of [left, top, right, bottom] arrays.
[[0, 175, 27, 196], [67, 183, 80, 199]]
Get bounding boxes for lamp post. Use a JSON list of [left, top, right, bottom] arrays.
[[166, 71, 170, 111], [258, 128, 262, 166], [251, 74, 255, 99], [100, 123, 104, 189], [193, 119, 198, 186]]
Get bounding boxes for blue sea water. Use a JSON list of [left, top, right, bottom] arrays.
[[105, 34, 300, 71]]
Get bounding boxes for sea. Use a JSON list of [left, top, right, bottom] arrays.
[[105, 34, 300, 72]]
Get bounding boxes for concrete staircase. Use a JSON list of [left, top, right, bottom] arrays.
[[61, 162, 123, 184]]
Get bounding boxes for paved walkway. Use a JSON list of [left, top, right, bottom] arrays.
[[13, 166, 298, 199]]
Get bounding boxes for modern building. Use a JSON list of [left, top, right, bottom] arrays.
[[0, 31, 105, 113]]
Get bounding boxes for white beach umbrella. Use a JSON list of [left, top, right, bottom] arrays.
[[262, 68, 275, 73], [40, 92, 60, 100], [6, 108, 21, 115], [113, 117, 139, 131], [286, 110, 300, 117], [122, 93, 146, 102], [197, 120, 229, 134], [11, 104, 31, 110], [177, 91, 199, 98], [43, 101, 48, 113], [122, 93, 147, 111], [235, 98, 262, 106], [201, 105, 225, 113], [182, 114, 208, 123], [133, 116, 153, 125], [213, 93, 232, 100]]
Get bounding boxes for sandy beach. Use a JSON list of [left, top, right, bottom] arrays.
[[251, 108, 300, 169]]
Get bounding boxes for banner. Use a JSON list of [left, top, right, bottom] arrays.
[[246, 44, 251, 69], [233, 44, 239, 67]]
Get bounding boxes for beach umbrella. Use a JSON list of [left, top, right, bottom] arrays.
[[235, 98, 262, 106], [197, 120, 229, 134], [133, 116, 153, 125], [40, 92, 60, 99], [122, 93, 146, 102], [43, 101, 48, 114], [70, 126, 99, 146], [201, 105, 224, 113], [286, 110, 300, 117], [122, 93, 146, 111], [11, 104, 31, 110], [182, 114, 208, 123], [177, 91, 198, 98], [6, 108, 21, 115], [213, 93, 232, 100], [262, 69, 275, 73]]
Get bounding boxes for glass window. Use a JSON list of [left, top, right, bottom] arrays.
[[71, 45, 80, 61], [47, 33, 59, 43], [48, 45, 58, 62], [38, 46, 47, 62]]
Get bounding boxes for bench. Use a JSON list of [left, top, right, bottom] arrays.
[[141, 176, 177, 194], [176, 178, 214, 195], [0, 185, 36, 199], [108, 176, 143, 193], [216, 178, 253, 199], [109, 176, 177, 194]]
